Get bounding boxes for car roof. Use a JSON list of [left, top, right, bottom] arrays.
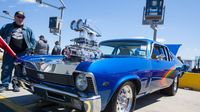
[[100, 38, 165, 46]]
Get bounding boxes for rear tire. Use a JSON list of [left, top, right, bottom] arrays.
[[161, 76, 179, 96], [104, 81, 136, 112]]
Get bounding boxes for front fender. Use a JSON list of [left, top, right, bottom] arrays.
[[101, 74, 141, 110]]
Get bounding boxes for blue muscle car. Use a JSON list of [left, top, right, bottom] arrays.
[[16, 38, 185, 112]]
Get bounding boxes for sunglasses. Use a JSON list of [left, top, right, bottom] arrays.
[[16, 15, 25, 19]]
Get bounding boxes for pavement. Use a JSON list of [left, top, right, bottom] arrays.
[[135, 89, 200, 112], [0, 88, 74, 112]]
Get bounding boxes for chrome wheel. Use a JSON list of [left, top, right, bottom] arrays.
[[116, 85, 133, 112]]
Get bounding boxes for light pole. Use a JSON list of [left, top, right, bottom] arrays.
[[142, 0, 165, 41], [0, 10, 13, 20], [151, 24, 157, 41], [35, 0, 66, 45]]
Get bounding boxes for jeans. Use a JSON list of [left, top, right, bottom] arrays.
[[1, 52, 25, 87]]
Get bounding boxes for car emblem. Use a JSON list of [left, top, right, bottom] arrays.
[[102, 82, 109, 87]]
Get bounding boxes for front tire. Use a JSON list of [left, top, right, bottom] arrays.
[[104, 81, 136, 112], [161, 76, 179, 96]]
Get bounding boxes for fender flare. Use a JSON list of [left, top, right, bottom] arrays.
[[104, 74, 141, 109]]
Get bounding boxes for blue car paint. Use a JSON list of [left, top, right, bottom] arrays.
[[165, 44, 182, 55], [17, 55, 64, 63], [76, 56, 179, 110], [75, 39, 182, 110], [18, 38, 184, 111]]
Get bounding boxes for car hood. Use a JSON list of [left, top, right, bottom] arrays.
[[18, 55, 80, 75], [76, 57, 150, 74], [18, 55, 148, 76]]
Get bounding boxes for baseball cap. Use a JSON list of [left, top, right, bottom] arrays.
[[39, 35, 45, 40], [14, 11, 25, 18]]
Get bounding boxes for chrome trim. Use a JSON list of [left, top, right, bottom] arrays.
[[80, 95, 101, 101], [80, 95, 101, 112], [33, 84, 79, 98], [150, 42, 155, 59], [46, 91, 65, 102], [14, 62, 22, 65], [22, 82, 101, 112], [74, 70, 98, 95]]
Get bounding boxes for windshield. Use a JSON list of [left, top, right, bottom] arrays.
[[99, 40, 147, 58]]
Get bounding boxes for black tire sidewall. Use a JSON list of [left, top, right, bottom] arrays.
[[172, 76, 179, 95]]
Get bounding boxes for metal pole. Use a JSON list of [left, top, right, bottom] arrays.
[[153, 26, 157, 41], [0, 15, 13, 20], [36, 0, 66, 46], [151, 24, 157, 41], [59, 0, 66, 8], [58, 8, 64, 45]]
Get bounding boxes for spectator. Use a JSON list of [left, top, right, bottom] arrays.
[[51, 41, 61, 55], [0, 11, 36, 92], [35, 35, 49, 55]]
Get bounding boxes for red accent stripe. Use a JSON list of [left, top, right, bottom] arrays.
[[160, 66, 176, 85], [0, 36, 17, 59], [163, 66, 175, 78]]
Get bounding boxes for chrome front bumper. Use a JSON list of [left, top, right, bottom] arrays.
[[19, 80, 101, 112]]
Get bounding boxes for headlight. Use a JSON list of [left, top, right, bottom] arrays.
[[75, 74, 88, 91]]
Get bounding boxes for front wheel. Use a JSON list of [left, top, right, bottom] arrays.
[[104, 81, 136, 112], [161, 76, 179, 96]]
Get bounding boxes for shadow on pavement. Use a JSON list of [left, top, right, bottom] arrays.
[[0, 94, 76, 112], [135, 91, 163, 110], [0, 102, 15, 112]]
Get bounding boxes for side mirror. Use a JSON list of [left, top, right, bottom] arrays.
[[156, 54, 165, 60]]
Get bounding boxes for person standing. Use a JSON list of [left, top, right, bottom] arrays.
[[0, 11, 36, 92], [35, 35, 49, 55], [51, 41, 61, 55]]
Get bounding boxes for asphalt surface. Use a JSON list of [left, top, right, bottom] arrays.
[[135, 89, 200, 112]]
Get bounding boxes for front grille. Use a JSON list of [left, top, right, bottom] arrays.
[[47, 91, 66, 102], [25, 68, 75, 86]]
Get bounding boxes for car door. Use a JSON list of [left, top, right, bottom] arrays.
[[149, 44, 172, 92]]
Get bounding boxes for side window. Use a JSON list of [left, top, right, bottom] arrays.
[[164, 47, 170, 61], [151, 44, 167, 61], [169, 52, 174, 61], [151, 45, 160, 59]]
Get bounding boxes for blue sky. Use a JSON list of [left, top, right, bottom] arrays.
[[0, 0, 199, 60]]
